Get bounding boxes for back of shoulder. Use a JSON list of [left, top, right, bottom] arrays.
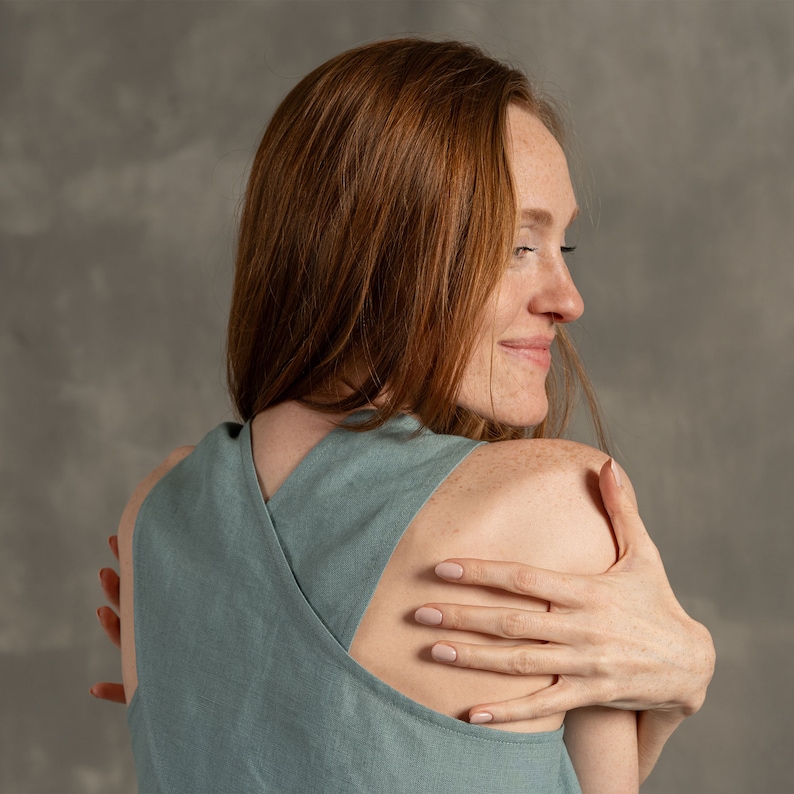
[[118, 446, 196, 547], [441, 438, 616, 576], [473, 437, 608, 486]]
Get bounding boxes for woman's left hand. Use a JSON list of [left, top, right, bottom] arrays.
[[415, 459, 715, 724], [90, 536, 127, 704], [415, 458, 714, 782]]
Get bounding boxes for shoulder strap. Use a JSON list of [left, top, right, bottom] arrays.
[[265, 414, 482, 649]]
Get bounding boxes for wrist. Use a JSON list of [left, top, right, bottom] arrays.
[[678, 617, 716, 716], [654, 614, 714, 717], [644, 705, 688, 728], [637, 710, 682, 785]]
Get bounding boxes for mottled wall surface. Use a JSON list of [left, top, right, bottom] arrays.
[[1, 2, 791, 792]]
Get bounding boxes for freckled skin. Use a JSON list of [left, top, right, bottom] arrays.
[[349, 437, 616, 734], [456, 106, 584, 428], [117, 106, 640, 790]]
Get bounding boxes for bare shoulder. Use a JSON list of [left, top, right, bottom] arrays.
[[351, 437, 617, 732], [472, 436, 609, 483], [432, 438, 616, 575], [118, 446, 195, 703]]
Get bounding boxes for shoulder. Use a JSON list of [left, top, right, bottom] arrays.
[[471, 436, 608, 482], [433, 438, 616, 575], [117, 446, 196, 545], [118, 446, 194, 703], [352, 435, 618, 728]]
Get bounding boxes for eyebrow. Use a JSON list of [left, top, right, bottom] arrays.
[[520, 207, 580, 227]]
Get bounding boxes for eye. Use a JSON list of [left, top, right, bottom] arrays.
[[561, 246, 577, 255], [512, 245, 537, 258]]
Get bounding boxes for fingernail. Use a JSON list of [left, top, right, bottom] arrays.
[[414, 607, 443, 625], [431, 643, 457, 663], [470, 712, 493, 724], [96, 608, 103, 622], [435, 562, 463, 580], [610, 458, 622, 488], [89, 686, 98, 698]]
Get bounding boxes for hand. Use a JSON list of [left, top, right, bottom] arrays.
[[415, 458, 715, 725], [89, 535, 127, 704]]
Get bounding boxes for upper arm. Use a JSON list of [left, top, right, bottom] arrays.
[[564, 707, 639, 794], [118, 446, 194, 704], [508, 441, 637, 788], [476, 439, 618, 577], [350, 437, 621, 733]]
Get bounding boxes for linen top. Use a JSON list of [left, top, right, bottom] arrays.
[[127, 414, 581, 793]]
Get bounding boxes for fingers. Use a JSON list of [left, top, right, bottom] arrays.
[[433, 559, 585, 607], [598, 459, 639, 525], [427, 639, 590, 678], [89, 682, 127, 704], [466, 678, 607, 724], [92, 537, 125, 705], [415, 603, 571, 643], [96, 605, 121, 649], [99, 567, 120, 610], [598, 459, 661, 567]]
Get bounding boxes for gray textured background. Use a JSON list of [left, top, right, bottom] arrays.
[[1, 1, 792, 792]]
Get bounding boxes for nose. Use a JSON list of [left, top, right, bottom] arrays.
[[531, 258, 584, 324]]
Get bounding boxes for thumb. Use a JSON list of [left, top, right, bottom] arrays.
[[599, 458, 650, 563]]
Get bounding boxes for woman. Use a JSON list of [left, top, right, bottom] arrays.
[[97, 38, 714, 792]]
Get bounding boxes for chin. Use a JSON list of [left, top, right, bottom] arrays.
[[471, 399, 549, 430]]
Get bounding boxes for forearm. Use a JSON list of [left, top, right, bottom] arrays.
[[637, 708, 686, 784], [564, 706, 639, 794], [564, 705, 681, 790]]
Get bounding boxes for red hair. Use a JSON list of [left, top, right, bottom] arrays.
[[227, 38, 606, 445]]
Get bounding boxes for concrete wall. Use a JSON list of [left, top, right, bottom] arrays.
[[1, 2, 791, 791]]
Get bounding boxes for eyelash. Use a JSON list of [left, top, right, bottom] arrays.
[[512, 246, 577, 256]]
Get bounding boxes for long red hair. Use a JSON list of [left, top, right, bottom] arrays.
[[227, 38, 606, 445]]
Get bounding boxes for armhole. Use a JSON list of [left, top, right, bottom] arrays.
[[118, 446, 195, 705]]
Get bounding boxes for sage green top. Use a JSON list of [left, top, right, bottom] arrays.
[[127, 414, 581, 793]]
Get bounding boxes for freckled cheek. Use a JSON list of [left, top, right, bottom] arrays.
[[492, 277, 533, 326], [468, 292, 522, 359], [490, 305, 523, 338]]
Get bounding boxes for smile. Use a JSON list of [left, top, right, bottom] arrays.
[[497, 337, 554, 369]]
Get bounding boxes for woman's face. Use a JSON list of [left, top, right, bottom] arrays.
[[456, 105, 584, 427]]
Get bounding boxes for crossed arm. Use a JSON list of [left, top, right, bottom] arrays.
[[92, 458, 714, 784]]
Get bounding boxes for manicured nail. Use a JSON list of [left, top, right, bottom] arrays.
[[414, 607, 443, 625], [431, 643, 457, 663], [610, 457, 622, 488], [470, 712, 493, 724], [435, 562, 463, 580]]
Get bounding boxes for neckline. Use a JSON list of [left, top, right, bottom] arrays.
[[248, 410, 425, 507]]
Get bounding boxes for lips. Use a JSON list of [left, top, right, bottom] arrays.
[[497, 335, 554, 369]]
